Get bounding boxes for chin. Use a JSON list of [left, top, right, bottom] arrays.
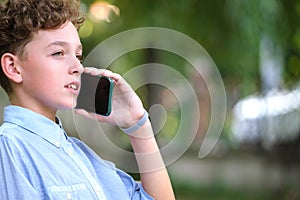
[[58, 102, 76, 111]]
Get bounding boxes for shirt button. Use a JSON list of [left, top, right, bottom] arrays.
[[66, 192, 72, 199], [94, 185, 101, 192], [68, 149, 74, 155]]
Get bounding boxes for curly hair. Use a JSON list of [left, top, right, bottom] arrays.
[[0, 0, 85, 94]]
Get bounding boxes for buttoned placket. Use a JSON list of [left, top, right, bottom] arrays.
[[58, 128, 107, 200]]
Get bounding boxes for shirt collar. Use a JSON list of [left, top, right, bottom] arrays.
[[3, 105, 67, 147]]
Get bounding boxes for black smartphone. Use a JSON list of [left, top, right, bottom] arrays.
[[76, 73, 114, 116]]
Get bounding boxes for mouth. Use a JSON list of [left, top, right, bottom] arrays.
[[65, 82, 79, 91]]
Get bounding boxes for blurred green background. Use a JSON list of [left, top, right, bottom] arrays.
[[74, 0, 300, 199], [1, 0, 300, 199]]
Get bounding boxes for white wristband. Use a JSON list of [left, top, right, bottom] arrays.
[[121, 110, 149, 135]]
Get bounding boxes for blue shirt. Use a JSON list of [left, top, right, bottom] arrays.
[[0, 106, 153, 200]]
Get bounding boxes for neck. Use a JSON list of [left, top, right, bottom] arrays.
[[9, 96, 57, 122]]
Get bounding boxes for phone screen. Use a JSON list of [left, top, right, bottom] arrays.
[[76, 73, 114, 116]]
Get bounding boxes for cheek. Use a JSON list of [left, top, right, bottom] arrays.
[[24, 71, 46, 85], [23, 70, 59, 93], [22, 61, 55, 82], [20, 58, 66, 92]]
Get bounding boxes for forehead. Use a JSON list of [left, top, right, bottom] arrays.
[[29, 22, 82, 49]]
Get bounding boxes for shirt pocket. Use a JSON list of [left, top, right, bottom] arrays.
[[47, 183, 92, 200]]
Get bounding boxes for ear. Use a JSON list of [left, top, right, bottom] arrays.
[[1, 53, 23, 83]]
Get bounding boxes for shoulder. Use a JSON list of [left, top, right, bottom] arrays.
[[0, 122, 30, 158], [0, 123, 26, 162], [0, 122, 21, 140]]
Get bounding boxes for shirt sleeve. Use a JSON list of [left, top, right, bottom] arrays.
[[0, 135, 39, 200], [116, 168, 154, 200], [70, 136, 154, 200]]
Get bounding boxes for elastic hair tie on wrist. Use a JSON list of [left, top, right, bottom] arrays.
[[121, 110, 149, 135]]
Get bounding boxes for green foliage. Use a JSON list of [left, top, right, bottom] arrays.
[[80, 0, 298, 97]]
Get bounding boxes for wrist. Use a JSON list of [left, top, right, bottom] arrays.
[[120, 109, 149, 135]]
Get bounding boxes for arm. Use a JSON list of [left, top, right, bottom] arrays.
[[76, 67, 175, 199], [128, 119, 175, 200]]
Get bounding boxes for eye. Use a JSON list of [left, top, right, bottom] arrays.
[[52, 51, 64, 57], [76, 54, 84, 63]]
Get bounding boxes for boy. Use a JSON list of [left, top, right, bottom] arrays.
[[0, 0, 175, 199]]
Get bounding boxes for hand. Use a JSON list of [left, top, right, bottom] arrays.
[[75, 67, 145, 128]]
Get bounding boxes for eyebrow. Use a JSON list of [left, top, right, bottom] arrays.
[[47, 41, 83, 51]]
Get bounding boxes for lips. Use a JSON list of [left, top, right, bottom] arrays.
[[65, 82, 80, 92], [66, 83, 78, 90]]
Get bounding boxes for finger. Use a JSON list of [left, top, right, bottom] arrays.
[[84, 68, 123, 85], [83, 67, 120, 81], [75, 109, 109, 122], [84, 67, 108, 75]]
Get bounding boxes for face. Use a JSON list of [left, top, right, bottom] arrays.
[[16, 21, 83, 119]]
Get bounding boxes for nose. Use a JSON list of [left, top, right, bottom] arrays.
[[69, 59, 84, 75]]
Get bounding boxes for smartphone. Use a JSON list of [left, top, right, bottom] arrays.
[[76, 73, 114, 116]]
